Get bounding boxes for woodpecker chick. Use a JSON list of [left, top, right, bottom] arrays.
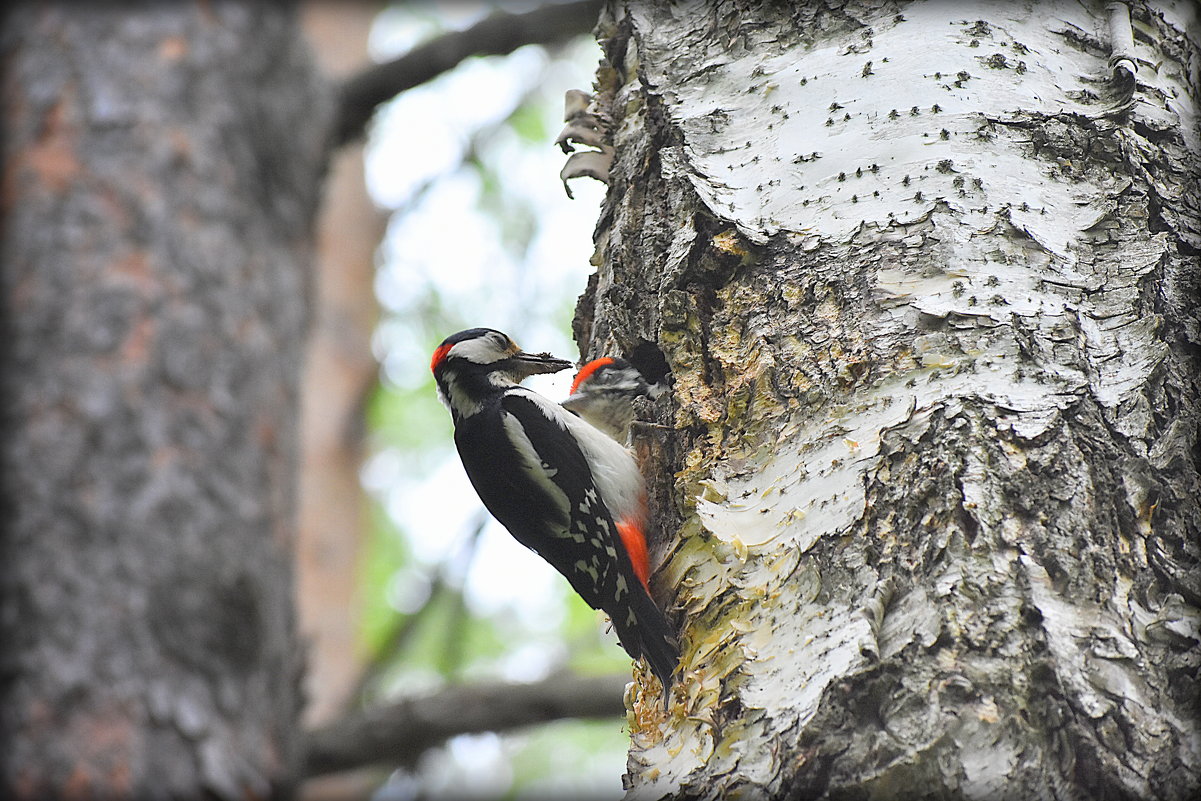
[[562, 357, 662, 443], [432, 329, 678, 691]]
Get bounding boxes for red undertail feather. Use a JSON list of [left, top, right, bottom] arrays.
[[616, 519, 650, 592]]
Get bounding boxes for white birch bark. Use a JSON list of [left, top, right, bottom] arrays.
[[573, 1, 1201, 798]]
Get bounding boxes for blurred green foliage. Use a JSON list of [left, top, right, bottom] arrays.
[[351, 3, 626, 798]]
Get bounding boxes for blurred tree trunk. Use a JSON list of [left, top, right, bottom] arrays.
[[297, 0, 385, 729], [295, 5, 386, 801], [576, 1, 1201, 798], [0, 4, 328, 799]]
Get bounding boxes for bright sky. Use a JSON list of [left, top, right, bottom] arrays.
[[356, 5, 625, 799], [364, 8, 607, 627]]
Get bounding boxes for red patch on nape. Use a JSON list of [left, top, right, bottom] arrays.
[[570, 357, 615, 395], [616, 520, 651, 592], [430, 342, 454, 373]]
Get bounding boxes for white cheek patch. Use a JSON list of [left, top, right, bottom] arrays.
[[450, 337, 512, 364], [444, 375, 483, 418], [601, 375, 643, 394]]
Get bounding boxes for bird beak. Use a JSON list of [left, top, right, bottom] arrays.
[[560, 394, 588, 413], [512, 349, 573, 378]]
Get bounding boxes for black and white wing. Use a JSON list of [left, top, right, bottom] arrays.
[[453, 389, 677, 686]]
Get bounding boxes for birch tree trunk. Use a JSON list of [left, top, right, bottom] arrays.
[[576, 1, 1201, 798], [0, 5, 328, 798]]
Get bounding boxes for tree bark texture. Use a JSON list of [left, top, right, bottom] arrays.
[[0, 4, 329, 799], [576, 1, 1200, 798]]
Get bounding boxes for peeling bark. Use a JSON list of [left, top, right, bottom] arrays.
[[578, 1, 1201, 798], [0, 4, 328, 799]]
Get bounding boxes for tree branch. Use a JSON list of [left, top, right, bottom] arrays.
[[302, 671, 630, 777], [331, 0, 602, 147]]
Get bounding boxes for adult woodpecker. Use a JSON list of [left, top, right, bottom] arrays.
[[561, 356, 663, 444], [431, 328, 678, 691]]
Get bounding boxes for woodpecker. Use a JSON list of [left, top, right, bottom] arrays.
[[431, 328, 678, 691], [562, 357, 663, 443]]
